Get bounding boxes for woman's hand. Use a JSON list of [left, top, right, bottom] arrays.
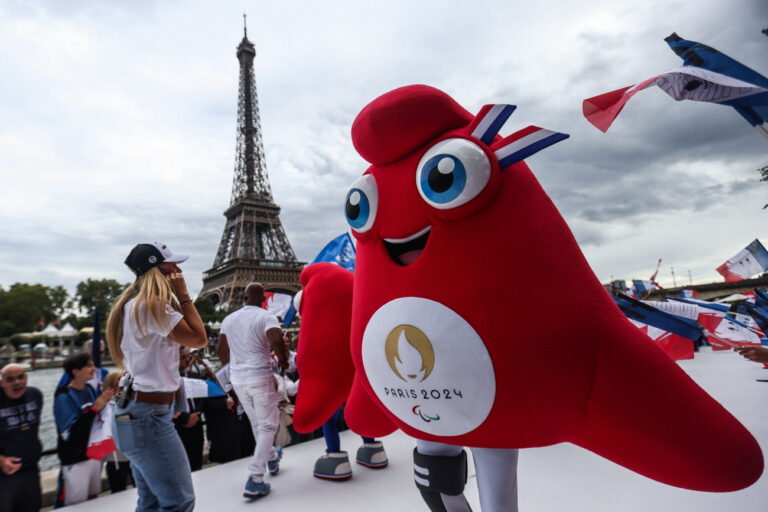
[[168, 272, 190, 300]]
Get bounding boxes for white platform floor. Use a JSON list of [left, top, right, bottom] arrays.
[[67, 348, 768, 511]]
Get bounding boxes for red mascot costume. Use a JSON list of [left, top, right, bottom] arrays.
[[293, 85, 763, 512]]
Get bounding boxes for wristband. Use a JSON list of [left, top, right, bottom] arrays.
[[180, 298, 193, 306]]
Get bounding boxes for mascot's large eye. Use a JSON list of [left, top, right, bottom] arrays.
[[344, 175, 378, 233], [416, 138, 491, 209]]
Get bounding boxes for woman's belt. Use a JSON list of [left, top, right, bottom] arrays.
[[130, 390, 179, 404]]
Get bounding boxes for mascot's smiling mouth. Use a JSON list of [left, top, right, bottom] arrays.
[[384, 226, 431, 266]]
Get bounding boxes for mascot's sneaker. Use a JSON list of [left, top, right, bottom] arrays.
[[356, 441, 389, 468], [313, 451, 353, 480], [243, 478, 270, 499], [268, 446, 283, 476]]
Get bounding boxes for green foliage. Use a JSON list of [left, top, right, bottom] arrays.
[[47, 285, 70, 318], [194, 296, 216, 323], [75, 278, 128, 316], [0, 283, 53, 334]]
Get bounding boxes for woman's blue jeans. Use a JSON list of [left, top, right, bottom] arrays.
[[112, 400, 195, 512]]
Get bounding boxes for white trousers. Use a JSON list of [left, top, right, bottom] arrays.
[[416, 440, 519, 512], [233, 376, 280, 478]]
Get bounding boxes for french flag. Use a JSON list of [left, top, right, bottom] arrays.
[[262, 292, 293, 319], [583, 33, 768, 138], [716, 239, 768, 282]]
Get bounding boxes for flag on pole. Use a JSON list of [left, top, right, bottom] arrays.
[[86, 401, 116, 460], [283, 232, 357, 327], [648, 258, 663, 289], [628, 319, 695, 361], [92, 307, 102, 368], [716, 239, 768, 282], [262, 292, 292, 319], [182, 377, 226, 399], [698, 314, 763, 348], [672, 296, 731, 312], [583, 33, 768, 137], [614, 294, 703, 341]]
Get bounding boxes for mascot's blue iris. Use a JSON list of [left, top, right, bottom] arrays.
[[345, 188, 370, 229], [419, 154, 466, 204]]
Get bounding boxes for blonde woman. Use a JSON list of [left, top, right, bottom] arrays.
[[106, 242, 207, 512]]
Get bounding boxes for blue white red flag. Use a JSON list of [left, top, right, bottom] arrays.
[[615, 294, 703, 341], [679, 289, 699, 298], [672, 296, 731, 312], [716, 239, 768, 282], [182, 377, 226, 399], [632, 280, 655, 297], [262, 292, 292, 319], [698, 314, 763, 348], [627, 319, 695, 361], [583, 33, 768, 136]]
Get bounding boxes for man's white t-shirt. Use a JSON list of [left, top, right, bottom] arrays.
[[220, 305, 280, 387], [121, 298, 183, 392]]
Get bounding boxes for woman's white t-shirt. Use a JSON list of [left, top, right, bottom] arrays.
[[121, 298, 183, 392]]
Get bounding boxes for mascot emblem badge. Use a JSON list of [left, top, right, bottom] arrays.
[[362, 297, 496, 436]]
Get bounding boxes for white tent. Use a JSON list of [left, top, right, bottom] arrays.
[[59, 322, 78, 337], [39, 323, 60, 336]]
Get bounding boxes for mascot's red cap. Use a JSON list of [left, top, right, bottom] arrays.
[[351, 85, 473, 166]]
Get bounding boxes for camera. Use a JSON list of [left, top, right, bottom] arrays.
[[117, 373, 134, 408]]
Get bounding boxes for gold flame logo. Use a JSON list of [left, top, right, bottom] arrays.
[[385, 324, 435, 383]]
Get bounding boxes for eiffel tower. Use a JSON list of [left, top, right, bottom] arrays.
[[200, 19, 303, 309]]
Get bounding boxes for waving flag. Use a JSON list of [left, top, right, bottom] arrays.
[[86, 401, 116, 460], [716, 239, 768, 282], [699, 314, 763, 348], [262, 292, 292, 319], [583, 33, 768, 139], [311, 232, 356, 271], [615, 294, 703, 341], [182, 377, 226, 399], [628, 319, 694, 361]]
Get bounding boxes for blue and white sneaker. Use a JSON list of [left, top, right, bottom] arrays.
[[243, 477, 270, 499], [268, 446, 283, 476]]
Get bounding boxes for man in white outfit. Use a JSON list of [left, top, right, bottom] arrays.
[[219, 282, 289, 498]]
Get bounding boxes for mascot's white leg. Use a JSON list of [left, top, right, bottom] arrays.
[[469, 448, 519, 512], [414, 440, 472, 512]]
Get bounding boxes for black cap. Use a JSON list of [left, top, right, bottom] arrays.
[[124, 242, 189, 277]]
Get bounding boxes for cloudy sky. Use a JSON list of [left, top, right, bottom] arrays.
[[1, 0, 766, 296]]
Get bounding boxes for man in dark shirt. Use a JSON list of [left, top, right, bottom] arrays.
[[0, 363, 43, 512]]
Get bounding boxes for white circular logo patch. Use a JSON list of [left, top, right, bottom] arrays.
[[361, 297, 495, 436], [148, 255, 157, 264]]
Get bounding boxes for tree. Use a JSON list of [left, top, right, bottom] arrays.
[[47, 285, 70, 319], [760, 165, 768, 209], [194, 296, 216, 323], [0, 283, 53, 334], [75, 279, 128, 316]]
